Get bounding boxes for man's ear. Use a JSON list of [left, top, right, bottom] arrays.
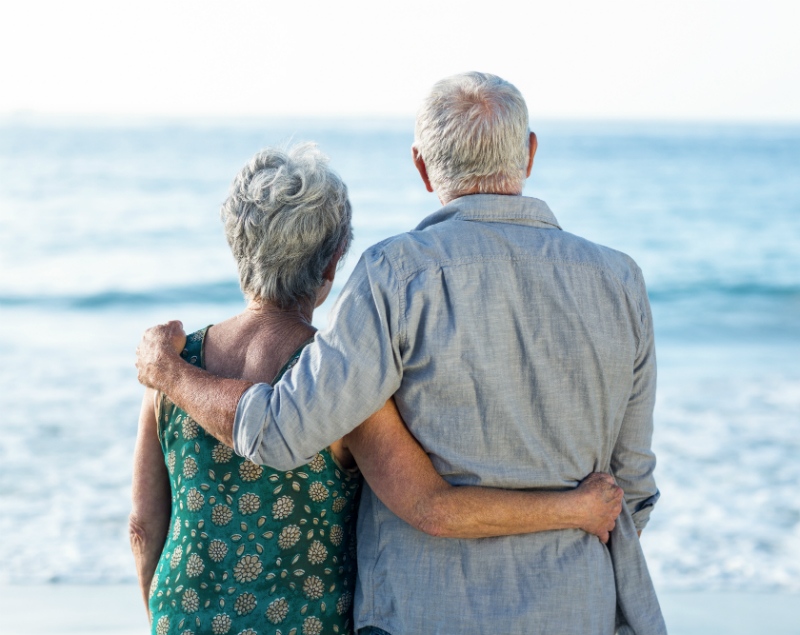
[[412, 147, 435, 193], [526, 132, 538, 178]]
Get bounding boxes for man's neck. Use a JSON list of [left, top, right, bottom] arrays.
[[438, 189, 524, 206]]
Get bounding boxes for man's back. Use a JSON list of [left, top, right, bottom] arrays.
[[353, 194, 658, 634]]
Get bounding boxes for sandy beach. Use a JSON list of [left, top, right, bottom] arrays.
[[1, 585, 797, 635]]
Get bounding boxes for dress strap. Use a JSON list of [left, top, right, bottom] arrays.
[[156, 325, 212, 442], [271, 336, 315, 385]]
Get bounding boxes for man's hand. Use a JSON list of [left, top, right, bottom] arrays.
[[572, 472, 624, 544], [135, 321, 187, 391]]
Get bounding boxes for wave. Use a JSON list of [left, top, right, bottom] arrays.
[[0, 281, 244, 309], [647, 282, 800, 302], [1, 280, 798, 310]]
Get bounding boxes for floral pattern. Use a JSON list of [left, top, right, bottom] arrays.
[[183, 456, 198, 479], [211, 613, 232, 634], [233, 554, 263, 583], [277, 525, 301, 550], [207, 539, 228, 562], [182, 416, 199, 439], [329, 524, 344, 546], [149, 329, 361, 635], [308, 453, 326, 473], [170, 545, 183, 569], [181, 588, 199, 613], [149, 573, 159, 599], [212, 443, 233, 463], [211, 504, 233, 526], [307, 541, 328, 565], [238, 460, 263, 482], [303, 575, 324, 600], [308, 482, 329, 503], [336, 591, 353, 615], [266, 597, 289, 624], [155, 616, 170, 635], [271, 495, 294, 520], [186, 488, 205, 511], [303, 616, 323, 635], [237, 492, 260, 515], [233, 592, 257, 616], [186, 553, 205, 577]]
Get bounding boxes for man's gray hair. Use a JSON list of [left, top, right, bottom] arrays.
[[221, 143, 352, 309], [414, 72, 530, 201]]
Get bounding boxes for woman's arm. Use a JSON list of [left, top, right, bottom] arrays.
[[340, 399, 623, 542], [129, 388, 172, 620]]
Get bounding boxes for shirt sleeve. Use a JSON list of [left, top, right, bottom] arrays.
[[233, 248, 405, 470], [611, 269, 660, 531]]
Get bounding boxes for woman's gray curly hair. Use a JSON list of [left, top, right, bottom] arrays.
[[221, 143, 352, 309]]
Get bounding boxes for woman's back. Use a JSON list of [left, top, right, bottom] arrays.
[[148, 325, 361, 635]]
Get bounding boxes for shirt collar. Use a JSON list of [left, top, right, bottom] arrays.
[[415, 194, 562, 231]]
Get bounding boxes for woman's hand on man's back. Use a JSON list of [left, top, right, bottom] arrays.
[[572, 472, 624, 543]]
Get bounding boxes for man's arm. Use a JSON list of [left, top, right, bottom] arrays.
[[135, 321, 252, 448], [137, 252, 405, 470], [232, 253, 404, 468], [611, 270, 660, 532], [344, 399, 624, 542]]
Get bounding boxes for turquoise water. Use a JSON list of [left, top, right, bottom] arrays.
[[0, 118, 798, 589]]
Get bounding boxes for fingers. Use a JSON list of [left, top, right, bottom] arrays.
[[134, 320, 187, 388], [587, 472, 616, 485], [166, 321, 187, 354], [167, 320, 185, 337]]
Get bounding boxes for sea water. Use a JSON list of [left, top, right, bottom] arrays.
[[0, 118, 798, 591]]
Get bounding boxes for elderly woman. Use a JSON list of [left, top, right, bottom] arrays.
[[130, 144, 622, 635]]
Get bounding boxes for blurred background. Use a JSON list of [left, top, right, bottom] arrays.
[[1, 1, 798, 632]]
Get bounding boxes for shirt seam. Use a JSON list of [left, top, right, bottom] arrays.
[[453, 213, 561, 226], [379, 248, 408, 353], [632, 267, 649, 357], [390, 252, 645, 296]]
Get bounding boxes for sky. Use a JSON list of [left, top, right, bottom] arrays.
[[1, 0, 798, 121]]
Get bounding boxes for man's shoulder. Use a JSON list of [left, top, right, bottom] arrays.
[[558, 230, 645, 283], [360, 228, 446, 279]]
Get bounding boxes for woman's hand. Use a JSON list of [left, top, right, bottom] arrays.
[[571, 472, 624, 543]]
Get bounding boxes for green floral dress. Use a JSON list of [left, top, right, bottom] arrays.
[[149, 327, 362, 635]]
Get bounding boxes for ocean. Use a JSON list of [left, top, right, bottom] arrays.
[[0, 118, 798, 592]]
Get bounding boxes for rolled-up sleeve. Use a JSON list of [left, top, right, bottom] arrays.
[[232, 248, 405, 470], [612, 270, 660, 530]]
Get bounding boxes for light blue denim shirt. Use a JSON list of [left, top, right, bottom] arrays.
[[234, 194, 663, 635]]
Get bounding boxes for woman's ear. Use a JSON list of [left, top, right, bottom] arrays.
[[316, 249, 344, 308], [323, 249, 343, 283]]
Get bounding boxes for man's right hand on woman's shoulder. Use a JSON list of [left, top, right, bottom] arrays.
[[135, 320, 188, 391], [573, 472, 624, 544]]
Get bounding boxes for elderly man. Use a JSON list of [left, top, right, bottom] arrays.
[[137, 72, 664, 634]]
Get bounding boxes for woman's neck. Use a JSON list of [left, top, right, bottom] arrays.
[[202, 299, 317, 384], [244, 298, 315, 329]]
